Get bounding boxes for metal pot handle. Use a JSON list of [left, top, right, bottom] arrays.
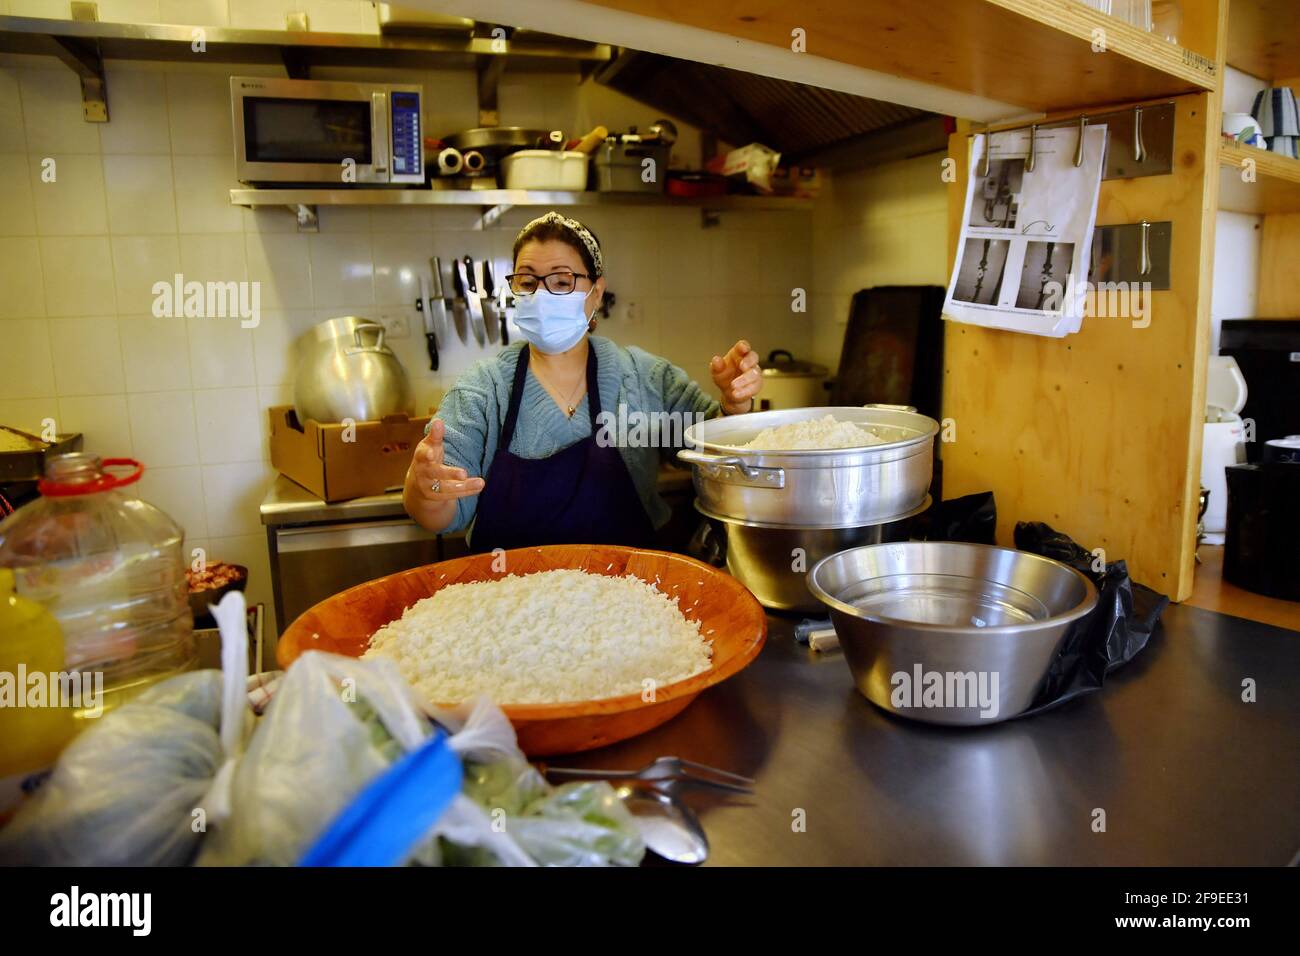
[[347, 322, 389, 355], [677, 448, 785, 488], [862, 402, 917, 413], [677, 448, 760, 479]]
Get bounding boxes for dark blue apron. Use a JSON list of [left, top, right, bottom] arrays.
[[470, 343, 656, 553]]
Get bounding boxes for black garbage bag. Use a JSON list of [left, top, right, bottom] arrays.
[[912, 491, 997, 545], [1013, 521, 1169, 716]]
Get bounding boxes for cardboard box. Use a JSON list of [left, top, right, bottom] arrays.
[[268, 406, 430, 503]]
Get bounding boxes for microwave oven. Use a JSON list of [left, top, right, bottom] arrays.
[[230, 77, 424, 185]]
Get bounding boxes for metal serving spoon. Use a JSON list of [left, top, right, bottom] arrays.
[[618, 785, 709, 865]]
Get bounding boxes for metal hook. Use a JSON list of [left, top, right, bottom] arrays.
[[1139, 220, 1152, 276], [1025, 124, 1038, 173], [978, 131, 991, 178], [1074, 115, 1088, 167], [1133, 106, 1145, 163]]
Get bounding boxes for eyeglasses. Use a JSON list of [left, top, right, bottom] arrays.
[[505, 271, 593, 296]]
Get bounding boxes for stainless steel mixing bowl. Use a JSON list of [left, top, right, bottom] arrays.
[[807, 542, 1098, 725]]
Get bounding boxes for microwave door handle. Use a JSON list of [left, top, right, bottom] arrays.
[[372, 92, 390, 178]]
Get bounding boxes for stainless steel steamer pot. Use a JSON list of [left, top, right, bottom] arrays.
[[695, 497, 931, 613], [679, 406, 939, 528]]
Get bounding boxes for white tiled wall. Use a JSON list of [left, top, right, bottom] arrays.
[[0, 44, 814, 622], [1209, 67, 1267, 354], [809, 154, 951, 369]]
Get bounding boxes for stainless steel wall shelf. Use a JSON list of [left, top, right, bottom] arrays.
[[0, 13, 612, 113], [230, 187, 812, 231]]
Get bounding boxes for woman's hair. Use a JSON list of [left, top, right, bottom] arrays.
[[512, 212, 603, 277]]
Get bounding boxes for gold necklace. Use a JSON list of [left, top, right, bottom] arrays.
[[533, 365, 586, 417]]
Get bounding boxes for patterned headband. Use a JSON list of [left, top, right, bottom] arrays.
[[517, 211, 604, 277]]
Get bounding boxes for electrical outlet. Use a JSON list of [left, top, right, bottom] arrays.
[[377, 311, 412, 339], [625, 300, 641, 324]]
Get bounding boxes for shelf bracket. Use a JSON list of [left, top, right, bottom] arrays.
[[478, 203, 512, 231], [281, 47, 312, 79], [477, 54, 504, 127], [53, 2, 108, 122], [290, 203, 319, 232], [282, 12, 312, 77]]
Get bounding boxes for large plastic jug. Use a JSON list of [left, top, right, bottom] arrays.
[[0, 454, 195, 719], [0, 567, 78, 823]]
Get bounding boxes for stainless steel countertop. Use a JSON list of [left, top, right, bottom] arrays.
[[260, 475, 409, 527], [556, 604, 1300, 866], [260, 465, 696, 527]]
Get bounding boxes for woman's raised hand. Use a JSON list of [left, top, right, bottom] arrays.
[[710, 340, 763, 415], [411, 419, 485, 501]]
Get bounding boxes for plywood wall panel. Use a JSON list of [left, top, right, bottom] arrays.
[[1258, 213, 1300, 316], [942, 94, 1219, 600]]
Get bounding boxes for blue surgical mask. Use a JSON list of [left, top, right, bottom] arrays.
[[512, 287, 594, 354]]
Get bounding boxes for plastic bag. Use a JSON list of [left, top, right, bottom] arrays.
[[430, 698, 642, 867], [913, 491, 998, 544], [493, 781, 645, 867], [294, 689, 642, 867], [197, 650, 433, 866], [0, 592, 253, 866], [0, 670, 225, 866], [1013, 520, 1168, 715]]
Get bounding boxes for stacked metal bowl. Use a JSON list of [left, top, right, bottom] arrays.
[[679, 405, 939, 612], [807, 542, 1098, 725]]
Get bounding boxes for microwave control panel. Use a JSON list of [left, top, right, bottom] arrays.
[[391, 92, 422, 182]]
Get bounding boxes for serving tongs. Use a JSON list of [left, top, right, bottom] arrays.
[[539, 756, 754, 795]]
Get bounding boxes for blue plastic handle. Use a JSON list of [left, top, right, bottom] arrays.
[[299, 731, 464, 867]]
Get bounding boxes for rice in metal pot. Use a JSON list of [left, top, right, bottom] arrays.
[[741, 413, 888, 451]]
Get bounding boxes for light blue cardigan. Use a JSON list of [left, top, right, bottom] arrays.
[[432, 335, 720, 535]]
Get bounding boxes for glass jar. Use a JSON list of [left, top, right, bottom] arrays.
[[0, 454, 196, 719]]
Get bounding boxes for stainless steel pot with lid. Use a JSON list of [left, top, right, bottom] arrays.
[[293, 316, 411, 424], [679, 405, 938, 528], [759, 350, 830, 409]]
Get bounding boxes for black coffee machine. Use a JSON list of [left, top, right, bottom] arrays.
[[1224, 439, 1300, 601]]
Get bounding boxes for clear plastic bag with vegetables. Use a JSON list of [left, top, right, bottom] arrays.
[[450, 754, 643, 867], [202, 651, 644, 868], [197, 649, 432, 866]]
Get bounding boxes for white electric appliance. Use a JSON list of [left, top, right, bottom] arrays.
[[1200, 356, 1249, 543]]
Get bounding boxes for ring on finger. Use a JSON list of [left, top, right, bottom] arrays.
[[431, 478, 441, 494]]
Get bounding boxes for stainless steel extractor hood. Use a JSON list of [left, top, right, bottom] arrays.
[[594, 48, 951, 169]]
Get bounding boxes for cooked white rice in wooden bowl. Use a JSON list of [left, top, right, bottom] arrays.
[[277, 545, 768, 755]]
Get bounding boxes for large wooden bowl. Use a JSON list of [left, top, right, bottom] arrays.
[[276, 545, 767, 756]]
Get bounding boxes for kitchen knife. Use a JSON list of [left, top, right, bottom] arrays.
[[428, 256, 450, 336], [419, 273, 439, 371], [461, 255, 487, 344], [482, 259, 507, 345], [476, 258, 495, 343]]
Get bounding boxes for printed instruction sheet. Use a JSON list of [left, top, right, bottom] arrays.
[[944, 124, 1108, 337]]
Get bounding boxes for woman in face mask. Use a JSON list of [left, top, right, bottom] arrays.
[[403, 211, 762, 551]]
